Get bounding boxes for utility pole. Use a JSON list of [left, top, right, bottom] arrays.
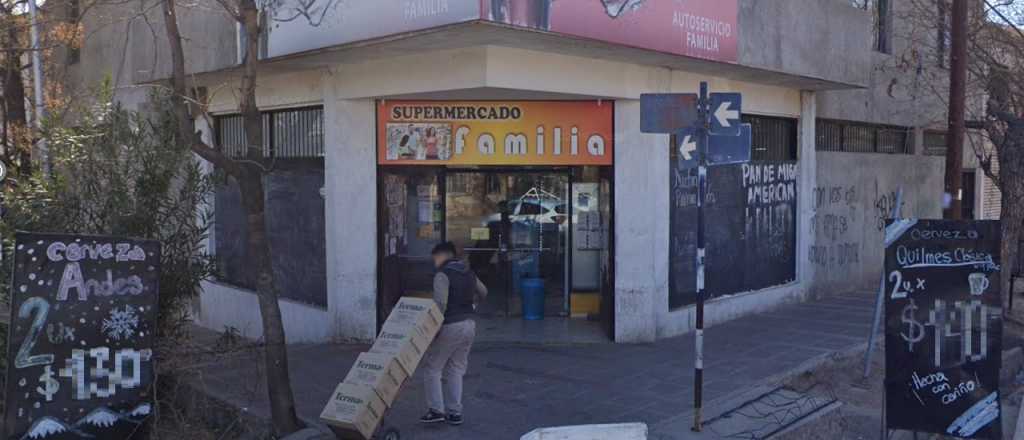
[[27, 0, 48, 177], [943, 0, 967, 220]]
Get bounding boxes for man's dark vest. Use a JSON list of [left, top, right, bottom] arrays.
[[441, 260, 476, 324]]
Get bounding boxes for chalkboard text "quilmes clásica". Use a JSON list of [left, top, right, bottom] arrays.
[[895, 245, 998, 270]]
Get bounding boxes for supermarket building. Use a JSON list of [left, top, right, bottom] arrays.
[[70, 0, 999, 343]]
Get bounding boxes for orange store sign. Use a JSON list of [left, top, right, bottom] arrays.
[[377, 101, 613, 166]]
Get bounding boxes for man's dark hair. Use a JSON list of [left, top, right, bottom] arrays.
[[431, 241, 457, 257]]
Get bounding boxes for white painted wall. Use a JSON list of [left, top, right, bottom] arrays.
[[198, 281, 331, 343], [323, 86, 379, 343], [207, 70, 325, 114], [614, 100, 665, 343]]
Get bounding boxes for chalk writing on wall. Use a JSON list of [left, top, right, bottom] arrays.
[[809, 184, 860, 273], [669, 161, 798, 308], [4, 233, 160, 440], [884, 220, 1002, 438]]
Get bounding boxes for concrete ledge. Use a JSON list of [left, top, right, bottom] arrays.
[[197, 281, 332, 343]]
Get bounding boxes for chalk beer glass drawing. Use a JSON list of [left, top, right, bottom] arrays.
[[968, 272, 990, 296]]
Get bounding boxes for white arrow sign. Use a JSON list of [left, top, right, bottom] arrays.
[[679, 135, 697, 161], [714, 101, 740, 128]]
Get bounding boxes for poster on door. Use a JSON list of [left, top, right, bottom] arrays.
[[883, 219, 1002, 438], [4, 233, 160, 440], [377, 101, 613, 166]]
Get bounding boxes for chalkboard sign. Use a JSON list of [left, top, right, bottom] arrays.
[[4, 233, 160, 440], [884, 219, 1002, 438], [669, 161, 798, 308]]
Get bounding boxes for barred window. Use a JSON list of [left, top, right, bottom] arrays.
[[816, 119, 912, 154], [215, 106, 323, 158], [212, 106, 327, 307], [743, 115, 798, 161], [923, 130, 948, 156]]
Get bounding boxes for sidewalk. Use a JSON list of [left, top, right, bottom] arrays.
[[195, 292, 876, 439]]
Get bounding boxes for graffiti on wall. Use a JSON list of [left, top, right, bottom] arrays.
[[809, 179, 907, 278], [809, 184, 860, 272], [669, 161, 797, 308], [875, 189, 903, 231], [743, 163, 797, 259]]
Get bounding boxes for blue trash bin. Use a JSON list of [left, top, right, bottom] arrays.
[[520, 278, 545, 320]]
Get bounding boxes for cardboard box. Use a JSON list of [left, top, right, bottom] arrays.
[[370, 297, 444, 376], [343, 352, 408, 407], [381, 297, 443, 340], [320, 382, 387, 440], [369, 327, 432, 376]]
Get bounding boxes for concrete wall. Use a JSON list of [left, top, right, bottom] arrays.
[[810, 152, 944, 294], [73, 0, 236, 107], [322, 93, 379, 343], [812, 0, 971, 130], [738, 0, 872, 87], [198, 281, 331, 343], [613, 100, 666, 343]]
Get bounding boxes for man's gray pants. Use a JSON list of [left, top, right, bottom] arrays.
[[421, 319, 476, 415]]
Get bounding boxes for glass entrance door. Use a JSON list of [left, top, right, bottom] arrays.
[[445, 171, 569, 318]]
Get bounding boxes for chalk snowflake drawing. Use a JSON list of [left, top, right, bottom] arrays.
[[101, 306, 140, 341]]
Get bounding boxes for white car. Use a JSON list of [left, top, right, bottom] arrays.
[[484, 199, 568, 226]]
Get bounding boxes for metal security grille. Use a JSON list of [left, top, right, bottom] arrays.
[[215, 106, 323, 158], [743, 115, 798, 161], [815, 119, 912, 154], [923, 131, 948, 156]]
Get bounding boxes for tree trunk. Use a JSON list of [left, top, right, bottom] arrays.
[[997, 119, 1024, 317], [238, 169, 301, 436], [1000, 188, 1023, 314], [160, 0, 301, 435], [3, 24, 30, 175], [235, 1, 300, 434]]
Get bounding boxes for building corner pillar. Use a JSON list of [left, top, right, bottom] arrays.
[[614, 99, 662, 343], [798, 90, 818, 295], [324, 70, 378, 343]]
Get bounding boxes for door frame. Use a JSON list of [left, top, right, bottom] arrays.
[[443, 167, 574, 317], [375, 165, 616, 339]]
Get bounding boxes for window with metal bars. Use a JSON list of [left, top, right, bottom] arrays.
[[742, 114, 798, 162], [923, 130, 948, 156], [212, 106, 327, 307], [815, 119, 912, 154], [876, 0, 892, 53], [214, 106, 324, 158]]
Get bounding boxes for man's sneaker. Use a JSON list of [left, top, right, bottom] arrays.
[[446, 413, 464, 426], [420, 410, 445, 424]]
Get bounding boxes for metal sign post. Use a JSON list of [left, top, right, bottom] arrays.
[[862, 187, 903, 380], [641, 82, 751, 433], [693, 81, 710, 432]]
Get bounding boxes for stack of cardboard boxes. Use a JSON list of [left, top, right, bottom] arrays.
[[321, 297, 443, 439]]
